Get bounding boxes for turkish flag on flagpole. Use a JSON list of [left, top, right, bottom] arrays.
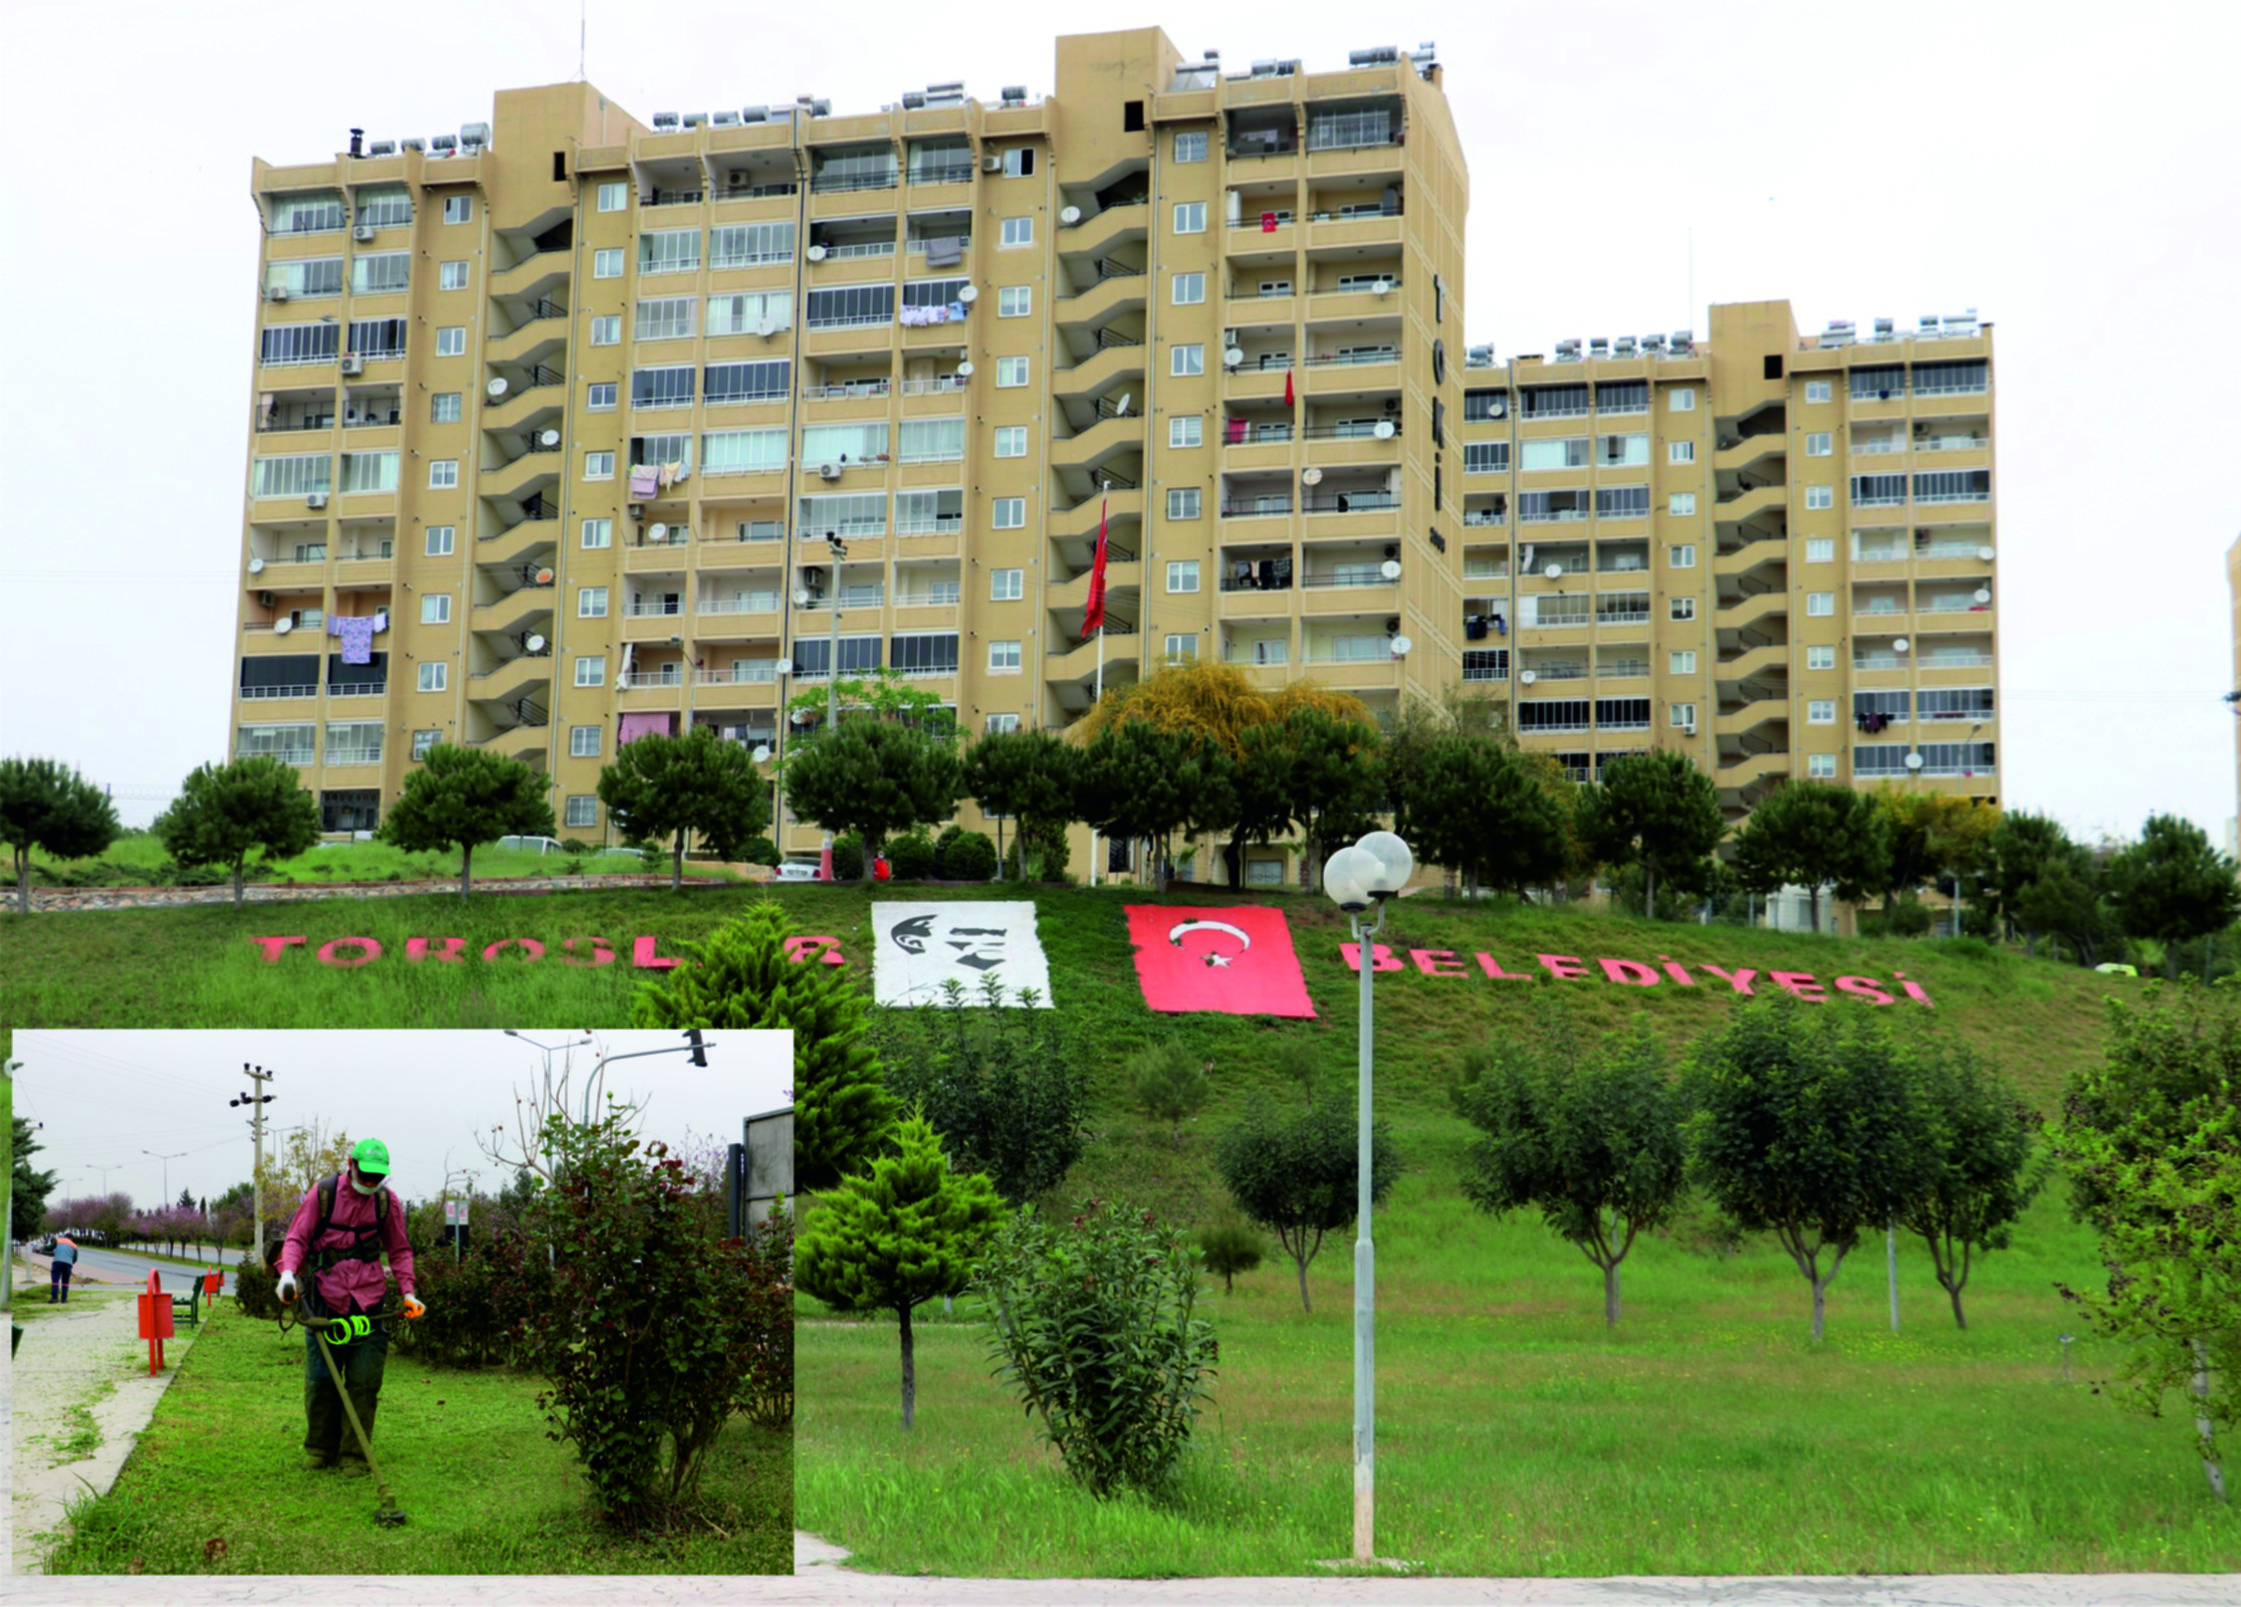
[[1283, 367, 1295, 408], [1081, 493, 1109, 637]]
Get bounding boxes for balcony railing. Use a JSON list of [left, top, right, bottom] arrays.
[[627, 602, 689, 618], [1299, 422, 1402, 441], [697, 663, 780, 684], [802, 380, 891, 401], [909, 162, 975, 187], [1922, 651, 1996, 667], [240, 747, 316, 764], [894, 588, 962, 607], [1220, 499, 1292, 518], [1304, 349, 1398, 368], [1300, 573, 1394, 590], [1303, 493, 1398, 513], [1307, 204, 1403, 223], [902, 375, 969, 396], [239, 682, 318, 700], [1525, 662, 1588, 681], [1920, 595, 1992, 613], [1093, 327, 1144, 351], [698, 595, 781, 615], [810, 171, 899, 194], [324, 747, 383, 766], [327, 681, 387, 698], [815, 240, 897, 260], [618, 669, 686, 689], [895, 514, 965, 536]]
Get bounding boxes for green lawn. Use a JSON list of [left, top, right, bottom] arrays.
[[799, 1181, 2239, 1577], [38, 1303, 792, 1576], [20, 831, 737, 892]]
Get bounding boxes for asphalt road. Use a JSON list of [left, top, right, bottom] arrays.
[[34, 1245, 238, 1295]]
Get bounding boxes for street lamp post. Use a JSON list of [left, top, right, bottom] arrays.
[[144, 1149, 189, 1209], [823, 533, 848, 731], [1321, 828, 1413, 1566]]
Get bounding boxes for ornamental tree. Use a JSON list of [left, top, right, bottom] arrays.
[[1408, 733, 1570, 899], [596, 727, 771, 889], [152, 755, 323, 908], [632, 903, 895, 1190], [795, 1112, 1005, 1429], [376, 744, 553, 897], [1987, 811, 2079, 956], [1214, 1089, 1400, 1313], [0, 756, 121, 915], [962, 730, 1079, 879], [1575, 750, 1727, 918], [1129, 1042, 1211, 1151], [1074, 722, 1237, 891], [1689, 997, 1933, 1342], [781, 721, 964, 880], [2105, 814, 2241, 980], [1452, 1003, 1688, 1326], [1896, 1035, 2042, 1330], [1730, 780, 1890, 931]]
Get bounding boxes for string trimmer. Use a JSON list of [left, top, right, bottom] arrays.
[[278, 1303, 411, 1527]]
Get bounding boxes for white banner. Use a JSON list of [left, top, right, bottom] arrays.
[[871, 902, 1054, 1008]]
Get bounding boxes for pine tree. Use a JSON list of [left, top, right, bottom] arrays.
[[152, 755, 323, 908], [795, 1113, 1005, 1428], [631, 903, 895, 1189]]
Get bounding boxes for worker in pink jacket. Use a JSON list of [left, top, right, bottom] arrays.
[[276, 1138, 423, 1473]]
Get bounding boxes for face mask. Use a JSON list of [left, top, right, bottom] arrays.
[[349, 1167, 378, 1196]]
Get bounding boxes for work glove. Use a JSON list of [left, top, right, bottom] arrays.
[[402, 1295, 426, 1320], [277, 1270, 298, 1304]]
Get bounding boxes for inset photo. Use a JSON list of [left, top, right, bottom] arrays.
[[7, 1029, 792, 1580]]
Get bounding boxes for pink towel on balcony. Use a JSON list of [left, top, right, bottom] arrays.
[[327, 615, 377, 665], [629, 466, 660, 498], [618, 712, 675, 745]]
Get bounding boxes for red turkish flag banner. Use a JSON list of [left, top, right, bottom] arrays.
[[1283, 367, 1295, 408], [1125, 905, 1316, 1018], [1080, 494, 1109, 637]]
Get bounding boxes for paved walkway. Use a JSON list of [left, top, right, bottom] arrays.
[[8, 1285, 203, 1576]]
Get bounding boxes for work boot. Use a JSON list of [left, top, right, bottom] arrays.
[[303, 1454, 336, 1472], [337, 1458, 370, 1479]]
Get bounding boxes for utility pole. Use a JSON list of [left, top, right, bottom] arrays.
[[3, 1060, 21, 1314], [231, 1064, 277, 1261]]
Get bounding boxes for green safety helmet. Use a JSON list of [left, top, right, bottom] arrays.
[[348, 1137, 392, 1176]]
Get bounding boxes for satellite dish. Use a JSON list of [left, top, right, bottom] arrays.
[[1390, 634, 1413, 657], [1302, 467, 1324, 487], [1519, 669, 1537, 684], [1372, 279, 1392, 296], [539, 428, 561, 447], [1114, 391, 1132, 416], [1544, 562, 1563, 580], [958, 284, 979, 302], [956, 360, 974, 377], [806, 244, 828, 261], [1972, 587, 1991, 604], [524, 632, 547, 653], [1223, 347, 1244, 368], [1379, 559, 1402, 581], [534, 567, 555, 585], [273, 617, 294, 635], [1059, 205, 1082, 225], [1977, 545, 1995, 561], [1904, 752, 1925, 771], [792, 588, 811, 607], [1373, 420, 1396, 440], [649, 523, 669, 542], [752, 744, 772, 763], [247, 557, 266, 575], [486, 377, 509, 398], [1893, 637, 1910, 653], [774, 656, 794, 675]]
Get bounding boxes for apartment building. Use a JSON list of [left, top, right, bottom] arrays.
[[230, 28, 1995, 864], [1457, 300, 1999, 816]]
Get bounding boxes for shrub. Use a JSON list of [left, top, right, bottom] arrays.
[[561, 837, 597, 856], [1002, 825, 1072, 883], [735, 1208, 796, 1428], [886, 830, 938, 881], [392, 1233, 554, 1369], [233, 1260, 282, 1322], [974, 1198, 1218, 1498], [831, 834, 867, 882], [1872, 897, 1937, 938], [939, 829, 997, 882], [736, 835, 781, 868], [1196, 1219, 1264, 1294], [935, 823, 965, 859], [1130, 1042, 1210, 1149]]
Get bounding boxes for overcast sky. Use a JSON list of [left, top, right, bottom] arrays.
[[2, 1, 2235, 844], [12, 1029, 789, 1214]]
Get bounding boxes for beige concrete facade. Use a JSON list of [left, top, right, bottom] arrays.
[[229, 32, 1993, 863]]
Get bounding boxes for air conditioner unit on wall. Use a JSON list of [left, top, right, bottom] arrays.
[[266, 285, 290, 302], [983, 154, 1003, 173], [819, 463, 843, 480], [340, 355, 364, 376], [306, 492, 329, 509], [353, 223, 375, 241]]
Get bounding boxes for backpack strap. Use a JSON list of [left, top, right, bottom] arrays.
[[305, 1173, 390, 1272]]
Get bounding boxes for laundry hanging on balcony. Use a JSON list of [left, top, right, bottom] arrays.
[[628, 465, 660, 498], [618, 711, 676, 745], [326, 614, 381, 665], [924, 236, 963, 267]]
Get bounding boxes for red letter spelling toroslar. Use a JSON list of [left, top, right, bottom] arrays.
[[481, 938, 546, 963], [632, 934, 682, 970], [406, 938, 467, 963], [250, 936, 307, 963], [559, 937, 616, 967], [784, 935, 848, 967], [316, 938, 382, 968]]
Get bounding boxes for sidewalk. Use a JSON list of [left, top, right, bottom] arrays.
[[8, 1285, 203, 1576]]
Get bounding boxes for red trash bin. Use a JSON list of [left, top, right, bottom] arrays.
[[137, 1270, 175, 1374]]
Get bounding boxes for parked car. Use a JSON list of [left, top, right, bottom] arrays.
[[496, 835, 566, 856], [773, 858, 822, 882]]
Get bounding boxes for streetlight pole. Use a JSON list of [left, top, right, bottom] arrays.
[[1322, 828, 1413, 1567], [230, 1063, 276, 1260], [144, 1149, 189, 1209], [823, 532, 848, 730], [502, 1030, 595, 1129]]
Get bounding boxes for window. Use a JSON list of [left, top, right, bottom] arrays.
[[1595, 381, 1649, 414], [1173, 201, 1206, 233], [582, 517, 612, 549], [435, 326, 466, 357], [1175, 130, 1207, 162], [570, 725, 601, 758], [439, 260, 470, 291], [1172, 344, 1204, 377], [1167, 560, 1200, 593], [1669, 597, 1695, 621], [1002, 146, 1036, 177], [635, 296, 697, 341], [1806, 379, 1832, 404], [1596, 487, 1651, 520], [1523, 385, 1590, 419], [411, 729, 442, 761], [991, 568, 1024, 601], [1667, 544, 1696, 568], [1806, 537, 1834, 563], [272, 191, 346, 234], [251, 452, 331, 497], [1668, 386, 1695, 412], [632, 366, 695, 409], [702, 428, 787, 476], [1465, 441, 1509, 474], [1170, 416, 1203, 449], [1668, 492, 1696, 516], [263, 257, 344, 299], [1167, 487, 1201, 520], [598, 181, 628, 212], [347, 251, 409, 294], [1669, 440, 1695, 464], [994, 426, 1027, 458], [1522, 438, 1590, 471], [991, 497, 1026, 529], [574, 656, 605, 688], [1807, 592, 1835, 616], [593, 247, 624, 279], [588, 381, 617, 411], [1164, 634, 1199, 663], [585, 451, 615, 479], [802, 421, 887, 463], [1807, 645, 1836, 670], [1599, 434, 1651, 467], [1808, 753, 1837, 778], [1805, 700, 1835, 725], [565, 796, 598, 830], [1000, 216, 1033, 248], [1807, 431, 1832, 457], [1806, 485, 1834, 510], [259, 322, 342, 366], [707, 289, 792, 335], [1669, 650, 1696, 674], [996, 356, 1029, 388], [1172, 271, 1205, 305], [988, 639, 1022, 672], [578, 586, 608, 618], [428, 459, 459, 489], [704, 360, 790, 404], [1670, 703, 1697, 729], [639, 228, 700, 274], [998, 285, 1032, 318], [417, 662, 447, 692], [899, 418, 965, 464], [1520, 489, 1590, 522], [986, 712, 1021, 734], [710, 222, 794, 267], [799, 491, 887, 536], [890, 633, 960, 678], [431, 392, 462, 423], [421, 593, 452, 624], [442, 196, 471, 224], [424, 524, 457, 557]]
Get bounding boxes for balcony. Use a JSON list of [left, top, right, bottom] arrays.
[[1055, 265, 1149, 329], [1300, 572, 1398, 617], [474, 583, 556, 637], [1051, 412, 1148, 474], [1057, 200, 1149, 261], [1714, 535, 1788, 580], [491, 246, 571, 302], [1717, 698, 1789, 740], [1713, 431, 1786, 476], [1051, 337, 1147, 401], [1715, 642, 1791, 686], [467, 655, 553, 708], [1714, 589, 1788, 632]]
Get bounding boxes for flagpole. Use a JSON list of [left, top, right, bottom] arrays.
[[1087, 490, 1109, 890], [1090, 625, 1104, 887]]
